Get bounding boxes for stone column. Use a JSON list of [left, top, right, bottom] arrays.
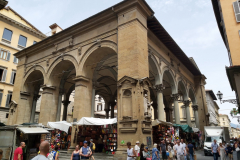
[[164, 107, 170, 122], [169, 107, 173, 123], [91, 87, 95, 117], [192, 105, 200, 128], [154, 84, 165, 121], [171, 94, 180, 124], [110, 101, 116, 118], [56, 91, 63, 121], [30, 94, 40, 123], [152, 102, 158, 120], [62, 100, 70, 121], [184, 100, 192, 127], [105, 102, 110, 119], [39, 85, 57, 126]]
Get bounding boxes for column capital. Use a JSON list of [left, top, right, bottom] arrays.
[[73, 75, 90, 82], [154, 84, 165, 93], [62, 100, 71, 106], [41, 85, 56, 90], [183, 100, 190, 107], [170, 93, 179, 102], [192, 105, 198, 111]]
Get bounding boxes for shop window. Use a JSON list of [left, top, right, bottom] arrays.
[[18, 35, 27, 48], [2, 28, 13, 42], [0, 68, 7, 82], [10, 71, 16, 84], [13, 56, 18, 64], [0, 49, 10, 61], [5, 93, 12, 107]]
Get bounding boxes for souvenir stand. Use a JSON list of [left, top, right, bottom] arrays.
[[76, 117, 117, 154], [152, 120, 174, 148], [173, 124, 193, 144], [47, 121, 72, 150]]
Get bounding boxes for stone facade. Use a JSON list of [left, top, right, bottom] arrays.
[[219, 114, 231, 133], [8, 0, 208, 159], [206, 90, 218, 126]]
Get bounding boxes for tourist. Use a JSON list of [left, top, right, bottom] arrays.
[[32, 141, 49, 160], [144, 147, 151, 158], [167, 143, 173, 160], [70, 145, 80, 160], [174, 140, 185, 160], [80, 141, 92, 159], [160, 140, 167, 160], [226, 144, 233, 160], [234, 140, 240, 160], [135, 141, 140, 160], [218, 143, 226, 160], [173, 141, 177, 160], [152, 143, 160, 160], [140, 143, 146, 160], [211, 139, 219, 160], [180, 139, 186, 160], [49, 145, 59, 160], [127, 142, 136, 160], [186, 142, 194, 160], [14, 142, 25, 160], [89, 139, 95, 160], [97, 135, 103, 153]]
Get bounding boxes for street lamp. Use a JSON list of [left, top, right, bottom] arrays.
[[216, 91, 238, 104]]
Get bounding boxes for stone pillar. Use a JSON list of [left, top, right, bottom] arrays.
[[152, 102, 158, 120], [164, 107, 170, 122], [169, 107, 173, 123], [171, 94, 180, 124], [62, 100, 70, 121], [110, 101, 116, 118], [56, 91, 63, 121], [154, 84, 165, 121], [105, 102, 110, 119], [184, 100, 192, 127], [91, 87, 95, 117], [30, 94, 40, 123], [39, 85, 57, 126], [192, 105, 200, 128]]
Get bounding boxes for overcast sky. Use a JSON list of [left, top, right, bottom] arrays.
[[7, 0, 238, 124]]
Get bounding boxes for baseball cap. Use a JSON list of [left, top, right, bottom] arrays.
[[83, 141, 88, 144]]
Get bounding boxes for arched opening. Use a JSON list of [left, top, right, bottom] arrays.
[[177, 81, 188, 125], [189, 88, 197, 127]]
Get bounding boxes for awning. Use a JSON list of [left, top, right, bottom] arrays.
[[17, 127, 49, 134], [192, 127, 200, 133], [47, 121, 72, 133], [77, 117, 117, 125], [173, 124, 193, 133], [152, 119, 173, 126]]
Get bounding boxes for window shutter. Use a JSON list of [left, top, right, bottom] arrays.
[[6, 52, 11, 61], [5, 94, 10, 107], [0, 92, 2, 106], [233, 1, 240, 22], [13, 56, 16, 63], [1, 69, 7, 82], [10, 71, 14, 84]]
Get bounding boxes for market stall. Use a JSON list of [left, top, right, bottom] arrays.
[[75, 117, 117, 154]]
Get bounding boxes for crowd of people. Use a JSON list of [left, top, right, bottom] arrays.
[[127, 139, 195, 160]]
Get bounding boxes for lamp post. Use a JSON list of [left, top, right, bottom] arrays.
[[216, 91, 238, 104]]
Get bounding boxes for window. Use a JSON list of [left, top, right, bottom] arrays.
[[10, 70, 16, 84], [5, 113, 8, 118], [5, 92, 12, 107], [97, 104, 102, 111], [0, 68, 7, 82], [233, 1, 240, 22], [33, 41, 37, 44], [0, 49, 10, 61], [18, 35, 27, 47], [0, 91, 2, 106], [2, 28, 13, 41], [13, 56, 18, 64], [223, 122, 225, 125]]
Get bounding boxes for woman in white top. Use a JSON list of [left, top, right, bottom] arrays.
[[127, 142, 136, 160]]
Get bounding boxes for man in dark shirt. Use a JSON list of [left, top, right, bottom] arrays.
[[187, 142, 194, 160], [160, 140, 167, 160], [226, 144, 233, 160]]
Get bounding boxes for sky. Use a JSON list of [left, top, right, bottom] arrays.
[[7, 0, 238, 124]]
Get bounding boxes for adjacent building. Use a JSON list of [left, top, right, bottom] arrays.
[[219, 114, 231, 133], [206, 90, 219, 126], [0, 6, 46, 124], [212, 0, 240, 111], [230, 126, 240, 138]]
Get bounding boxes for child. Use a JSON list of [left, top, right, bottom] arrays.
[[226, 144, 233, 160]]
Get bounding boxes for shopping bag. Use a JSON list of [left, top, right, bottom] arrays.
[[146, 158, 152, 160], [194, 154, 197, 160]]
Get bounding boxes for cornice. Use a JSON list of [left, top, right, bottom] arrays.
[[0, 41, 21, 51], [0, 13, 46, 39]]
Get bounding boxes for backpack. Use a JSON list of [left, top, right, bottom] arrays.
[[93, 143, 96, 150]]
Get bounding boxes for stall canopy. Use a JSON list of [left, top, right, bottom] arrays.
[[173, 124, 193, 133], [192, 127, 200, 133], [17, 127, 49, 134], [47, 121, 71, 133], [77, 117, 117, 125], [152, 119, 173, 126]]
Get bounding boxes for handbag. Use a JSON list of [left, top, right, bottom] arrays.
[[236, 147, 240, 152], [142, 151, 147, 158], [194, 154, 197, 160]]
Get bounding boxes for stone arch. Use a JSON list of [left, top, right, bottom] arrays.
[[23, 65, 46, 86], [161, 66, 177, 93], [188, 87, 197, 104], [79, 40, 117, 75], [176, 78, 188, 100], [149, 54, 161, 85], [46, 54, 78, 80]]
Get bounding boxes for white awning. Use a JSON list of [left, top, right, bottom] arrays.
[[47, 121, 72, 133], [77, 117, 117, 125], [17, 127, 49, 134], [192, 127, 200, 133], [152, 119, 173, 126]]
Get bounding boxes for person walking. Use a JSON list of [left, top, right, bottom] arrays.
[[49, 145, 59, 160], [32, 141, 49, 160], [226, 144, 233, 160], [180, 139, 186, 160], [235, 140, 240, 160], [140, 143, 146, 160], [89, 139, 95, 160], [174, 140, 185, 160], [80, 141, 92, 159], [135, 141, 140, 160], [70, 145, 80, 160], [13, 142, 25, 160], [218, 143, 226, 160], [152, 143, 160, 160], [167, 143, 173, 160], [127, 142, 136, 160], [186, 142, 194, 160], [211, 139, 219, 160], [160, 140, 167, 160]]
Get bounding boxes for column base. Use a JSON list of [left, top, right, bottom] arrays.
[[67, 145, 75, 154], [113, 149, 127, 160]]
